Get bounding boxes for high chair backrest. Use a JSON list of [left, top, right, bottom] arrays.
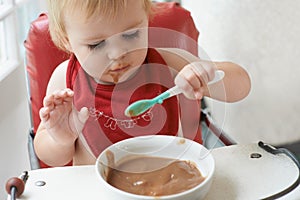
[[24, 2, 199, 168]]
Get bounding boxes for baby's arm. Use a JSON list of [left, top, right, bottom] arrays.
[[157, 48, 251, 102], [34, 61, 89, 166]]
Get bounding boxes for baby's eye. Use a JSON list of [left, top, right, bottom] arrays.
[[122, 29, 140, 40], [88, 40, 106, 50]]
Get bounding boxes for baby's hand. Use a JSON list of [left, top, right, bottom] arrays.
[[39, 88, 89, 146], [174, 61, 216, 100]]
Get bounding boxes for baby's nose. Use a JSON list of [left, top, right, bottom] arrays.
[[107, 46, 127, 61]]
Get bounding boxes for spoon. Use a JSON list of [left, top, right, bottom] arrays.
[[124, 70, 225, 117]]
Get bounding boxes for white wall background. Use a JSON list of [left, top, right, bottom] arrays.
[[182, 0, 300, 145], [0, 1, 47, 199]]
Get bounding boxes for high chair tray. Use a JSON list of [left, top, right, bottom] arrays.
[[8, 143, 300, 200]]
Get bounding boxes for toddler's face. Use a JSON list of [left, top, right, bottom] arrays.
[[64, 0, 149, 83]]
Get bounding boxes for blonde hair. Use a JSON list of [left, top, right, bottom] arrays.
[[47, 0, 152, 52]]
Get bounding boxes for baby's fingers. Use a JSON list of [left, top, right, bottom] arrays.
[[190, 61, 216, 84], [69, 107, 89, 135], [52, 89, 74, 104], [78, 107, 89, 124], [39, 107, 50, 122], [43, 95, 55, 109], [58, 88, 74, 102], [175, 72, 198, 99]]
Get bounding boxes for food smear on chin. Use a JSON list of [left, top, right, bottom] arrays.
[[109, 71, 120, 84]]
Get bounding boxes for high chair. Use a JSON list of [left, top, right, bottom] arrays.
[[11, 3, 298, 200], [24, 2, 235, 169]]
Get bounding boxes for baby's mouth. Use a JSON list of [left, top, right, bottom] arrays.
[[106, 63, 132, 84], [109, 63, 130, 73]]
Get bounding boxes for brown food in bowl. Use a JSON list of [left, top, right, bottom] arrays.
[[105, 155, 205, 196]]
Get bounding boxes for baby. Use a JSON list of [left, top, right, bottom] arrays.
[[34, 0, 251, 166]]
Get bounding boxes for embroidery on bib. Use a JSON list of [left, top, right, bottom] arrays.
[[88, 107, 153, 130]]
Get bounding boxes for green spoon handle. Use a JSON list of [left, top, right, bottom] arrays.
[[153, 86, 182, 103], [154, 70, 225, 103]]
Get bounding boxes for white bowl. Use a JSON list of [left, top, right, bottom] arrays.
[[95, 135, 215, 200]]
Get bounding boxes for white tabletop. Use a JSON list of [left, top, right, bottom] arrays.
[[9, 143, 300, 200]]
